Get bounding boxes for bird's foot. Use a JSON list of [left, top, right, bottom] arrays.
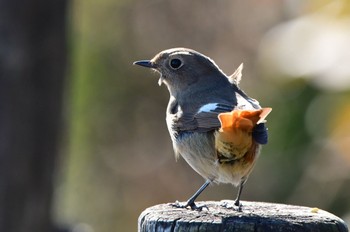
[[220, 200, 242, 212], [170, 200, 208, 211]]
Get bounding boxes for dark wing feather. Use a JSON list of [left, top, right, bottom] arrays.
[[194, 103, 234, 132], [168, 103, 235, 134], [168, 94, 268, 144]]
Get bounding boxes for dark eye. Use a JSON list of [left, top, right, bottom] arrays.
[[169, 58, 182, 69]]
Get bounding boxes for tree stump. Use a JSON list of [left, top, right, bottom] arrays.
[[138, 200, 348, 232]]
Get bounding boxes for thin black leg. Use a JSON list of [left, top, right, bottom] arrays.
[[234, 180, 245, 207], [172, 179, 211, 210], [220, 180, 245, 211], [186, 180, 210, 207]]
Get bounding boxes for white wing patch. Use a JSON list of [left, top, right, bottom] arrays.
[[197, 103, 219, 113]]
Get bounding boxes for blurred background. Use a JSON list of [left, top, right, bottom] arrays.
[[1, 0, 350, 231]]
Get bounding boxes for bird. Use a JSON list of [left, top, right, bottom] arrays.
[[133, 48, 271, 210]]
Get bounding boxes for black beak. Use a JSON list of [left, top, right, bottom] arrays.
[[133, 60, 155, 68]]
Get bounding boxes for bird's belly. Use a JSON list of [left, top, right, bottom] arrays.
[[174, 132, 261, 186], [174, 132, 218, 181]]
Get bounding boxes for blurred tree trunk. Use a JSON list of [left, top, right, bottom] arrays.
[[0, 0, 68, 231]]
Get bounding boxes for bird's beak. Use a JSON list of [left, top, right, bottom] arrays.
[[133, 60, 155, 68]]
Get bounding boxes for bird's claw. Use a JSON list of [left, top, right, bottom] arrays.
[[220, 200, 242, 212], [170, 200, 208, 211]]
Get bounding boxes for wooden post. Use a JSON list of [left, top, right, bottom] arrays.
[[138, 200, 348, 232]]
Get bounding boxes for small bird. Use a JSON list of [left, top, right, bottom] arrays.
[[134, 48, 271, 210]]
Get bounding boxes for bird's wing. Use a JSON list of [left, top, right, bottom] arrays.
[[168, 102, 234, 134], [194, 103, 234, 132], [194, 102, 270, 144], [169, 93, 269, 144]]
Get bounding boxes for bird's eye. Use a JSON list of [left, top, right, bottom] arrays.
[[169, 58, 182, 70]]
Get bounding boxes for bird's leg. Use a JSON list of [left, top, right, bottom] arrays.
[[171, 180, 210, 210], [221, 179, 245, 211], [233, 180, 245, 211]]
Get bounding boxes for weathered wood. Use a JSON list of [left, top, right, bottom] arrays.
[[138, 200, 348, 232]]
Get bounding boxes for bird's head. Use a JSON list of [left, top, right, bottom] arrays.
[[134, 48, 227, 97]]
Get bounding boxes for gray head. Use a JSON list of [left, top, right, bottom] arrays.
[[134, 48, 231, 97]]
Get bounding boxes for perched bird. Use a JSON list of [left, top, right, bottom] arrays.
[[134, 48, 271, 210]]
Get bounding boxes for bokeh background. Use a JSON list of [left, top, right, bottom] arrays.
[[1, 0, 350, 231]]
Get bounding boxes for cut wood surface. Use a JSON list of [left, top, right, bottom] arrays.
[[138, 200, 348, 232]]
